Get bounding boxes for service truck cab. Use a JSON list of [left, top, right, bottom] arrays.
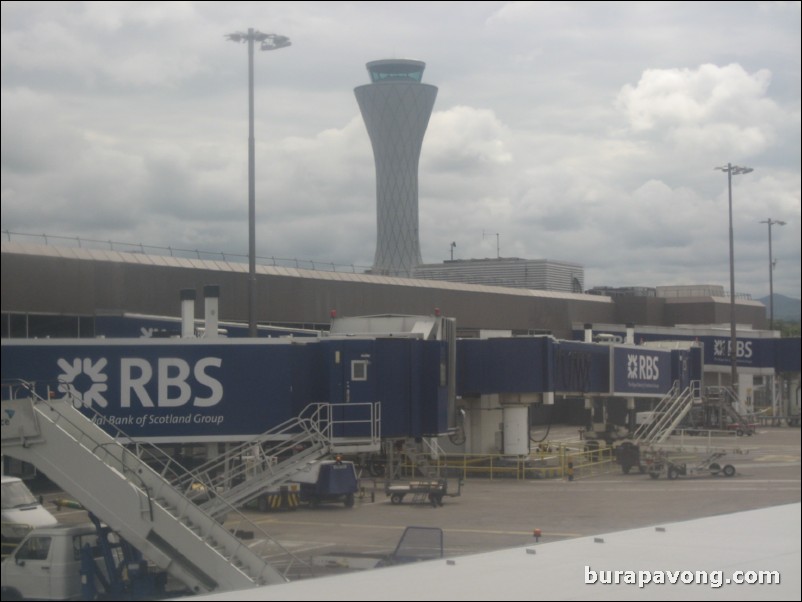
[[1, 523, 99, 601]]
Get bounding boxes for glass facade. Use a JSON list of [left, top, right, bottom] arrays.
[[369, 66, 423, 83], [366, 59, 426, 84]]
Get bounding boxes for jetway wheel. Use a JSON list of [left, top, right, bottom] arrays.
[[429, 493, 444, 507], [368, 456, 386, 477]]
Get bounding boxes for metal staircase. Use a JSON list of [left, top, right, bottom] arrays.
[[704, 386, 754, 434], [171, 402, 381, 519], [0, 382, 320, 595], [632, 380, 701, 446], [400, 437, 444, 478]]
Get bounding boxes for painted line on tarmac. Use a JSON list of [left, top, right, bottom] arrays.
[[754, 455, 801, 462], [564, 476, 802, 490], [265, 544, 338, 558], [246, 538, 336, 550], [252, 517, 581, 538], [254, 518, 405, 531], [443, 527, 582, 538], [561, 478, 801, 485]]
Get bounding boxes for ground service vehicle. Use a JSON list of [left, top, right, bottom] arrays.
[[1, 475, 57, 556], [1, 519, 169, 601], [291, 459, 359, 508]]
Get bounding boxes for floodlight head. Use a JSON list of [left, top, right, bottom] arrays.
[[714, 164, 754, 176], [226, 32, 246, 43], [261, 35, 291, 51]]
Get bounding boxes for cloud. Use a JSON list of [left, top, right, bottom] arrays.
[[617, 63, 785, 157], [425, 106, 513, 171]]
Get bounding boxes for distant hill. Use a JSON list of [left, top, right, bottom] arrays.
[[758, 294, 801, 322]]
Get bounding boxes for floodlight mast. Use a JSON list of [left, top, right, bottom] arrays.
[[226, 29, 291, 337], [759, 218, 786, 330], [714, 163, 753, 392]]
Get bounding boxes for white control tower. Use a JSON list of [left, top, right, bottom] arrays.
[[355, 59, 438, 276]]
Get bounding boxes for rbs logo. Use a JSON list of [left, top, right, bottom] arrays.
[[626, 354, 660, 381], [58, 356, 223, 409], [713, 339, 753, 360], [121, 358, 222, 407]]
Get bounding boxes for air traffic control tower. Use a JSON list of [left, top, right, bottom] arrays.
[[355, 59, 438, 276]]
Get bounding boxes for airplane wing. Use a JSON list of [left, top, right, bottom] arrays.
[[178, 502, 801, 601]]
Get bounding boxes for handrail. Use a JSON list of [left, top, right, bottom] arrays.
[[2, 380, 309, 582]]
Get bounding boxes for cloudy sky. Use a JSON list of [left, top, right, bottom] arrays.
[[2, 1, 800, 299]]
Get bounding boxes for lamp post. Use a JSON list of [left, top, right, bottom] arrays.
[[714, 163, 753, 390], [760, 218, 786, 330], [226, 29, 291, 337]]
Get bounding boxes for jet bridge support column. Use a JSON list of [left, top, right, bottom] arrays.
[[585, 396, 609, 438], [502, 406, 529, 456], [499, 393, 542, 456], [626, 398, 636, 431], [465, 395, 502, 455], [626, 323, 636, 430]]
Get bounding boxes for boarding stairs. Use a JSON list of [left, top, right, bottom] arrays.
[[401, 437, 445, 479], [632, 380, 701, 446], [704, 386, 754, 434], [171, 402, 381, 519], [0, 381, 299, 595], [632, 381, 749, 473]]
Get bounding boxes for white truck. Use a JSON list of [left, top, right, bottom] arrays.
[[1, 475, 57, 555], [1, 523, 100, 601], [1, 521, 169, 601]]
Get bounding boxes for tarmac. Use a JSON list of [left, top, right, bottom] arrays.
[[42, 424, 801, 579]]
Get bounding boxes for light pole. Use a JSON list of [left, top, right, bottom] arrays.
[[226, 29, 291, 337], [714, 163, 753, 390], [760, 218, 786, 330]]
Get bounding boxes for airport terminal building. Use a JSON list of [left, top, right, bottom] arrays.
[[0, 241, 768, 340], [414, 257, 585, 293]]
